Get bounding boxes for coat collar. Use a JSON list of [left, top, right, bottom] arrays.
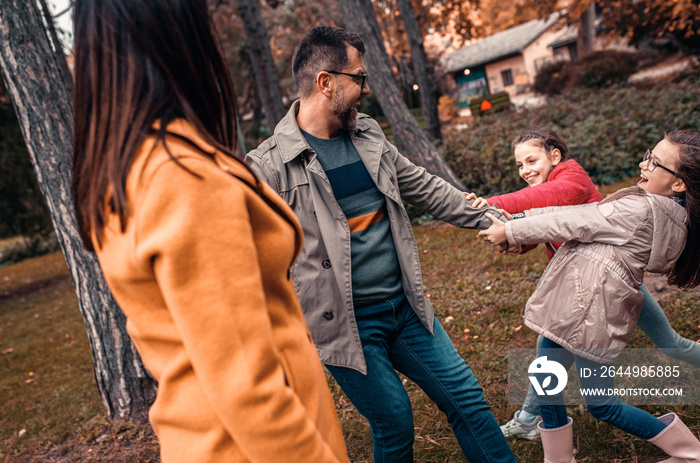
[[154, 119, 258, 186], [273, 100, 372, 164]]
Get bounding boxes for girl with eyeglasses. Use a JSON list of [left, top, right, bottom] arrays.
[[478, 129, 700, 462], [467, 128, 700, 441]]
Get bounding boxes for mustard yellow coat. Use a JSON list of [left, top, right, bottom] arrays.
[[93, 120, 349, 463]]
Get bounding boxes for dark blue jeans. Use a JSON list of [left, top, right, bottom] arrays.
[[325, 293, 515, 463], [536, 337, 666, 439]]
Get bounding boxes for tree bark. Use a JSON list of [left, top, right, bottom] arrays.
[[0, 0, 156, 422], [577, 1, 596, 59], [396, 0, 441, 142], [236, 0, 287, 131], [339, 0, 465, 189]]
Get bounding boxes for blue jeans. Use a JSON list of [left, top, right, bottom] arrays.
[[521, 283, 700, 416], [535, 337, 666, 439], [325, 293, 515, 463], [637, 283, 700, 367]]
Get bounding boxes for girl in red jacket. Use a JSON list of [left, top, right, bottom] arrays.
[[468, 127, 700, 440]]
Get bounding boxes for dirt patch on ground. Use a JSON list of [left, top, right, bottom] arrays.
[[11, 423, 160, 463]]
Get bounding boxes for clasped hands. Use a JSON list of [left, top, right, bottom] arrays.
[[464, 192, 522, 255]]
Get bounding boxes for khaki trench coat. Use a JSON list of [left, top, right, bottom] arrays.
[[245, 101, 504, 373]]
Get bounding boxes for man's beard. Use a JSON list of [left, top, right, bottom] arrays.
[[331, 85, 357, 131]]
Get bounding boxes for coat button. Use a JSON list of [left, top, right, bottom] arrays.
[[323, 311, 334, 321], [322, 259, 331, 269]]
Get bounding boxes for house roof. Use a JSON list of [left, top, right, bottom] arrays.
[[549, 18, 604, 49], [548, 25, 578, 48], [443, 14, 562, 73]]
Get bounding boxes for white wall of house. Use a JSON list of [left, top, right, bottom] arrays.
[[522, 26, 568, 77], [483, 25, 567, 99], [484, 55, 526, 96]]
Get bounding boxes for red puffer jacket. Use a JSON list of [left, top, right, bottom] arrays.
[[487, 159, 602, 261]]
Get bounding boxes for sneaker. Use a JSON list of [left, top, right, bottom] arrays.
[[500, 410, 541, 440]]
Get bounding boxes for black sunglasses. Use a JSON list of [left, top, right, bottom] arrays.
[[643, 149, 677, 177], [325, 70, 368, 90]]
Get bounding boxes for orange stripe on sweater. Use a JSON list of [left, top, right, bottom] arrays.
[[347, 207, 386, 233]]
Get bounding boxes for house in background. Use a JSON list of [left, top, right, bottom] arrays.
[[443, 13, 637, 109], [443, 14, 566, 107], [548, 20, 635, 62]]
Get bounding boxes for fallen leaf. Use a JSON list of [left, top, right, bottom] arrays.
[[463, 328, 471, 333], [513, 325, 523, 332], [18, 429, 26, 438], [2, 348, 13, 355], [443, 316, 455, 324]]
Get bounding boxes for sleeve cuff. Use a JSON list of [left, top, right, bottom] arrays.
[[505, 221, 518, 246]]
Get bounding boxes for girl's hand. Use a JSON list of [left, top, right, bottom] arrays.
[[464, 192, 490, 209], [498, 209, 514, 221], [478, 212, 508, 247], [504, 244, 523, 255]]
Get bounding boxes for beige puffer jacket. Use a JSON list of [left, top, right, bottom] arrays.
[[505, 186, 687, 363]]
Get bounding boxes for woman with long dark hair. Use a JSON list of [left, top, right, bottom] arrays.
[[71, 1, 349, 461]]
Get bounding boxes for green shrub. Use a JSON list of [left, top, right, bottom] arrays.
[[574, 51, 638, 89], [533, 51, 638, 96], [0, 103, 53, 241], [442, 80, 700, 196], [534, 61, 567, 95]]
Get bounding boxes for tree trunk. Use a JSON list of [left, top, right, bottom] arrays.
[[0, 0, 157, 422], [396, 0, 441, 142], [236, 0, 286, 131], [339, 0, 465, 189], [37, 0, 73, 95], [577, 1, 596, 59]]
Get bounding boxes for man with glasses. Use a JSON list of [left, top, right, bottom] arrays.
[[246, 26, 515, 463]]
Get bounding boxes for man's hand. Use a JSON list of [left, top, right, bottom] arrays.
[[478, 212, 508, 247]]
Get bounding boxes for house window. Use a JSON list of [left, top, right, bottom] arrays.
[[501, 69, 514, 86]]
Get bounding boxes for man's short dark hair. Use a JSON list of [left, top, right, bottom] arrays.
[[292, 26, 365, 98]]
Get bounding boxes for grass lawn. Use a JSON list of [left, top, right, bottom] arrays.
[[1, 179, 699, 462]]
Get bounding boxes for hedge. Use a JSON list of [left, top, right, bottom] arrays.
[[442, 79, 700, 196]]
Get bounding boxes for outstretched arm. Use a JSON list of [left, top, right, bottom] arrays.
[[392, 148, 506, 229], [487, 162, 601, 213]]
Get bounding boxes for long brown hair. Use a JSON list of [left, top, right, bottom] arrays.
[[666, 129, 700, 288], [72, 0, 243, 251]]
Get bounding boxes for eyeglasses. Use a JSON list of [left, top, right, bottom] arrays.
[[325, 70, 368, 90], [643, 149, 677, 176]]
